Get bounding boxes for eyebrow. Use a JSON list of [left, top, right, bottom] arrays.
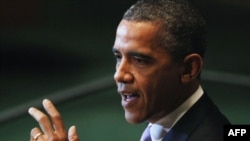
[[112, 47, 153, 61]]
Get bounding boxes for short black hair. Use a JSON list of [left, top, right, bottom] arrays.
[[122, 0, 207, 61]]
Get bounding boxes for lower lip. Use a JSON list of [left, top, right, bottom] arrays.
[[121, 96, 139, 108]]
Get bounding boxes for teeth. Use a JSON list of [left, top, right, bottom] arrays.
[[124, 93, 138, 99], [124, 95, 130, 99], [126, 95, 132, 99], [124, 94, 132, 99]]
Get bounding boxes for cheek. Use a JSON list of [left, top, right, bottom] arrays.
[[138, 75, 162, 109], [143, 71, 180, 107]]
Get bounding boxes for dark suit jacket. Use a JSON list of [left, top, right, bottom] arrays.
[[162, 93, 231, 141]]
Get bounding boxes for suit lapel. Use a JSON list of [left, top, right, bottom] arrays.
[[162, 93, 214, 141]]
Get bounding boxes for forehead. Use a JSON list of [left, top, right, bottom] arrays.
[[113, 20, 174, 61], [114, 20, 162, 53], [116, 20, 159, 45]]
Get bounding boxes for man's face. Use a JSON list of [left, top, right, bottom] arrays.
[[113, 20, 184, 124]]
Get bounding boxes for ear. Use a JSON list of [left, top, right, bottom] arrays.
[[181, 54, 203, 83]]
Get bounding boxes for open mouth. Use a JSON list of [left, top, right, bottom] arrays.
[[121, 92, 140, 108], [123, 93, 140, 101]]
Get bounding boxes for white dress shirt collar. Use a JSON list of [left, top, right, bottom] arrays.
[[149, 85, 204, 136]]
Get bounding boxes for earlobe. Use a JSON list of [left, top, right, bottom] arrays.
[[181, 54, 203, 83]]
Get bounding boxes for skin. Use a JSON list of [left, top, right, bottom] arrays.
[[113, 20, 203, 124], [28, 20, 203, 141], [28, 99, 79, 141]]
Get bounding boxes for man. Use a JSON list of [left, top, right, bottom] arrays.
[[28, 0, 230, 141]]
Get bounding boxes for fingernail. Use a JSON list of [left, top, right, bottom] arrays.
[[28, 107, 34, 114], [43, 99, 50, 105]]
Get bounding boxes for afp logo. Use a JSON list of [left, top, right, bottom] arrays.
[[224, 125, 250, 141]]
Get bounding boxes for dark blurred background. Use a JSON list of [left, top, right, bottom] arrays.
[[1, 0, 250, 140]]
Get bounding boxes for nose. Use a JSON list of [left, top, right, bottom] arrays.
[[114, 60, 133, 84]]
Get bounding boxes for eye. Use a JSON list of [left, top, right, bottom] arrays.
[[133, 57, 149, 65], [113, 53, 122, 62], [112, 48, 122, 62]]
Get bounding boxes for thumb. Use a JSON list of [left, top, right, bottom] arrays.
[[68, 126, 79, 141]]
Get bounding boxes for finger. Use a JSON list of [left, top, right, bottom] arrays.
[[30, 127, 45, 141], [28, 107, 55, 137], [42, 99, 66, 134], [68, 126, 79, 141]]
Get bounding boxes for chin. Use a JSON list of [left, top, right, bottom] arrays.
[[124, 111, 145, 124]]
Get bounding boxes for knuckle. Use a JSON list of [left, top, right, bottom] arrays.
[[52, 113, 61, 120], [48, 135, 67, 141], [57, 132, 67, 141], [37, 114, 49, 122], [48, 135, 57, 141], [59, 135, 67, 141]]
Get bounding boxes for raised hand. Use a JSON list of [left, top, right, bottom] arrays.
[[28, 99, 79, 141]]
